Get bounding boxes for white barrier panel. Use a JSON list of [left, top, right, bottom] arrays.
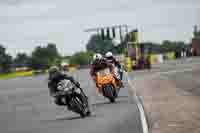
[[157, 54, 164, 63]]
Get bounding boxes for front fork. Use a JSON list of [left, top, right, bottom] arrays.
[[79, 87, 88, 102]]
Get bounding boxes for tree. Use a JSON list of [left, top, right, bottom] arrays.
[[14, 53, 30, 67], [0, 45, 13, 73], [112, 30, 140, 55], [160, 40, 186, 53], [30, 43, 61, 70], [193, 25, 200, 38], [86, 34, 116, 55], [70, 51, 93, 66], [139, 42, 161, 54]]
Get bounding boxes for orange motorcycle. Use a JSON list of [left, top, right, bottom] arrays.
[[96, 67, 121, 103]]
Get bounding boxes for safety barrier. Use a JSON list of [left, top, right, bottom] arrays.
[[150, 54, 164, 64], [150, 52, 175, 64], [126, 57, 133, 72]]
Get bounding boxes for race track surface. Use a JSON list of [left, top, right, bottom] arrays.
[[0, 70, 142, 133]]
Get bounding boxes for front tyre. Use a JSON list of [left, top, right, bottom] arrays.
[[73, 93, 90, 118], [80, 108, 91, 118], [109, 97, 115, 103], [103, 86, 116, 103]]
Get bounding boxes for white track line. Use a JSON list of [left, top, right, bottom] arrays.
[[125, 72, 149, 133]]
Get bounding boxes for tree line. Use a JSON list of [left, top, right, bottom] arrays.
[[86, 34, 192, 55], [60, 34, 192, 67], [0, 33, 191, 73], [0, 43, 61, 73]]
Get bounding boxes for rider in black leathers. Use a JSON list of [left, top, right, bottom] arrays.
[[48, 66, 81, 106]]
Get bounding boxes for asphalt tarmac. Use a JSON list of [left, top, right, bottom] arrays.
[[0, 69, 142, 133]]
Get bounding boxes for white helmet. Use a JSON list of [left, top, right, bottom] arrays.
[[93, 53, 102, 60], [105, 52, 113, 58]]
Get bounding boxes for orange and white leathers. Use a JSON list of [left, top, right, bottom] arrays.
[[112, 64, 120, 80]]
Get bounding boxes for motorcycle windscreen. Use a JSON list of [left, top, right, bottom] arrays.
[[97, 68, 111, 77]]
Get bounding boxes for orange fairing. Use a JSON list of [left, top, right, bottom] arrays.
[[96, 72, 118, 93]]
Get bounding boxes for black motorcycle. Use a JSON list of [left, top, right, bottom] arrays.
[[56, 80, 91, 117]]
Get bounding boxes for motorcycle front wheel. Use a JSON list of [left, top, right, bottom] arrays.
[[103, 86, 115, 103], [70, 93, 90, 117]]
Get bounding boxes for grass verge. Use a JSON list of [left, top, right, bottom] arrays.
[[0, 71, 34, 80]]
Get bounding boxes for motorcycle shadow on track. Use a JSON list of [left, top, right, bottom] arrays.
[[41, 115, 83, 122], [44, 96, 129, 122], [91, 96, 129, 107], [55, 115, 83, 121], [44, 113, 96, 122]]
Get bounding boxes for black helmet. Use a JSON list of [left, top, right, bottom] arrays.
[[48, 66, 59, 75]]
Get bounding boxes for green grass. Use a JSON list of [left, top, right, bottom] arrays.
[[0, 71, 34, 80]]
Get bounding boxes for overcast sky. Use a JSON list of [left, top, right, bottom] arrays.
[[0, 0, 199, 57]]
